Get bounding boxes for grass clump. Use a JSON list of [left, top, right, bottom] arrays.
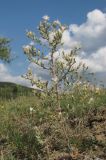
[[0, 87, 106, 160]]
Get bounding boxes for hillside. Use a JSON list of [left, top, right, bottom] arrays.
[[0, 92, 106, 159], [0, 82, 33, 99]]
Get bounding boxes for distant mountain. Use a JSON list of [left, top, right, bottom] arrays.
[[0, 82, 34, 99]]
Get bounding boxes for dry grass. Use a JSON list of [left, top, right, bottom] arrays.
[[0, 88, 106, 160]]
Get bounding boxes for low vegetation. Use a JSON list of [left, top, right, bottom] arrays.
[[0, 84, 106, 160]]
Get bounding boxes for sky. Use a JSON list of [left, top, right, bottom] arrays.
[[0, 0, 106, 87]]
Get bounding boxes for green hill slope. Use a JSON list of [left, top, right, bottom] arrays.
[[0, 82, 33, 99]]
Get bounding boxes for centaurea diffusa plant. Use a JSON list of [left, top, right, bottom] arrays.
[[22, 16, 88, 109]]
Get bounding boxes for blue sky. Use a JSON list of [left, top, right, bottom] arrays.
[[0, 0, 106, 86]]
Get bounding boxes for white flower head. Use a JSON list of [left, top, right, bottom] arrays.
[[23, 45, 32, 54], [53, 20, 61, 26], [61, 25, 67, 32], [42, 15, 50, 21], [49, 31, 56, 43], [52, 76, 58, 83], [67, 104, 70, 108], [88, 97, 94, 104], [26, 31, 34, 37], [23, 45, 31, 49], [30, 107, 33, 112], [30, 107, 35, 113]]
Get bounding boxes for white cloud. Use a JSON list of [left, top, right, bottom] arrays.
[[75, 46, 106, 72], [61, 30, 80, 49], [87, 9, 106, 24], [29, 63, 50, 81], [0, 63, 30, 86], [69, 9, 106, 53], [62, 9, 106, 73]]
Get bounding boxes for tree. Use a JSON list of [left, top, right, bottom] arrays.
[[23, 16, 87, 108], [0, 37, 11, 62]]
